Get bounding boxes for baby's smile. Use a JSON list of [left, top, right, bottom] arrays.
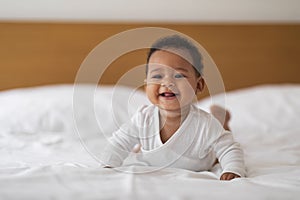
[[159, 92, 178, 98]]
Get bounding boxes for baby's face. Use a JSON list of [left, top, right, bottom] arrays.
[[145, 50, 202, 112]]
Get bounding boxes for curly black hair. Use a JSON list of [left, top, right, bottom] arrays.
[[146, 35, 203, 77]]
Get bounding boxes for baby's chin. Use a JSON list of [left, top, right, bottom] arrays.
[[157, 103, 191, 113]]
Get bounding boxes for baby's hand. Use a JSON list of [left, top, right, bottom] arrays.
[[132, 144, 141, 153], [220, 172, 241, 181]]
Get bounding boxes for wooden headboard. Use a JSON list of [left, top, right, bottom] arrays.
[[1, 22, 299, 94]]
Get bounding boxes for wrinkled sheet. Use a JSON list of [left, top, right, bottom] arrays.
[[0, 84, 300, 200]]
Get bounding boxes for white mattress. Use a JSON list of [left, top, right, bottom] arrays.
[[0, 84, 299, 199]]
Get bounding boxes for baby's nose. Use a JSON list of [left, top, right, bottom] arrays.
[[160, 78, 175, 88]]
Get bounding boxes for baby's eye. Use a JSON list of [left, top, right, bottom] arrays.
[[174, 73, 186, 79], [151, 74, 163, 79]]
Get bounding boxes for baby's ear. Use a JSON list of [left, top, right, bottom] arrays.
[[196, 77, 205, 93]]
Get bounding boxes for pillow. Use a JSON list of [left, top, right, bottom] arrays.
[[0, 84, 149, 138], [197, 84, 300, 132], [0, 85, 74, 134]]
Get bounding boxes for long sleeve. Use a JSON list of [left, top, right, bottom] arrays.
[[214, 130, 246, 177], [205, 115, 246, 177], [100, 118, 140, 167]]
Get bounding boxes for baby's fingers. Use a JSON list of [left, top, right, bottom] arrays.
[[220, 172, 240, 181]]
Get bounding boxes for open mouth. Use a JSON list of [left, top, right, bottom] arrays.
[[160, 92, 178, 97]]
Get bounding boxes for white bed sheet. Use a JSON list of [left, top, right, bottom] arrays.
[[0, 84, 299, 200]]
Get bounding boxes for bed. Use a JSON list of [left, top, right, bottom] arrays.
[[1, 21, 300, 199], [0, 83, 300, 199]]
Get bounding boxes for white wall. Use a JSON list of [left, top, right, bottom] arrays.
[[0, 0, 299, 23]]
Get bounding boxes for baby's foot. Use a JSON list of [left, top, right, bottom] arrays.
[[210, 105, 231, 130]]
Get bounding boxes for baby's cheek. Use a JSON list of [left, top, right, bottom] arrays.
[[182, 85, 197, 98], [145, 85, 159, 103]]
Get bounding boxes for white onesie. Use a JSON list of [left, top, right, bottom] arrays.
[[100, 104, 245, 177]]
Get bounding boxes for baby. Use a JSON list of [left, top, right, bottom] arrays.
[[100, 35, 245, 180]]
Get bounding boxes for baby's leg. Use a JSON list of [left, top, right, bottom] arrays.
[[210, 105, 231, 131]]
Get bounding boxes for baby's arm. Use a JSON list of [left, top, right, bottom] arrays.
[[100, 123, 140, 168], [209, 106, 244, 180], [212, 128, 245, 180], [215, 131, 245, 180]]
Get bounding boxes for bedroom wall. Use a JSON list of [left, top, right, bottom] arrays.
[[1, 22, 299, 92]]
